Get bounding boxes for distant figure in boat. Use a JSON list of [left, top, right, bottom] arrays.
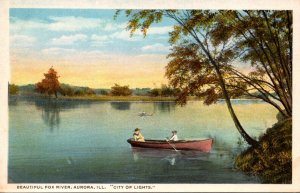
[[133, 128, 145, 142], [167, 130, 178, 141], [138, 112, 153, 117]]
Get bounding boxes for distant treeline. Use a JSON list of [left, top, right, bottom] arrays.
[[9, 83, 267, 99], [8, 83, 179, 97]]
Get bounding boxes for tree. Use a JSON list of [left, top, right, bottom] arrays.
[[161, 84, 177, 97], [147, 85, 178, 97], [166, 41, 222, 105], [117, 10, 292, 146], [35, 67, 60, 98], [99, 90, 108, 95], [212, 11, 292, 118], [59, 84, 75, 96], [8, 83, 19, 95], [148, 88, 161, 97], [110, 84, 132, 96], [59, 84, 96, 96]]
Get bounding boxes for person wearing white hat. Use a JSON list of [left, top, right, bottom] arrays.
[[168, 130, 178, 141]]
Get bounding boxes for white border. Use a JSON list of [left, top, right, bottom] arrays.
[[0, 0, 300, 192]]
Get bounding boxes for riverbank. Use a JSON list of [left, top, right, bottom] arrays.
[[62, 95, 177, 101], [11, 94, 263, 102], [10, 94, 177, 102], [235, 118, 292, 183]]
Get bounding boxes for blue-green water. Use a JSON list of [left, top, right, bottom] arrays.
[[8, 97, 277, 183]]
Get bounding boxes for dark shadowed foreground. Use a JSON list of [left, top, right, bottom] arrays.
[[235, 118, 292, 183]]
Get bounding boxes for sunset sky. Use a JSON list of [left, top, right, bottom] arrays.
[[10, 9, 176, 88]]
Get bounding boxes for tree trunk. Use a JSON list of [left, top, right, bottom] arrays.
[[214, 66, 259, 147], [191, 32, 259, 147], [166, 11, 259, 147]]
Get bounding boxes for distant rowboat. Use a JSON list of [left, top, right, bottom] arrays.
[[127, 138, 213, 152], [138, 112, 153, 117]]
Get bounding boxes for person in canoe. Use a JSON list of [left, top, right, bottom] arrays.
[[167, 130, 178, 141], [133, 128, 145, 142], [138, 112, 153, 117]]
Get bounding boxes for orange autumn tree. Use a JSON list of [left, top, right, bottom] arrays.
[[35, 67, 60, 98]]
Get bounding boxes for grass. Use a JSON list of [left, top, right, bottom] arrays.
[[60, 95, 177, 102], [235, 118, 292, 183]]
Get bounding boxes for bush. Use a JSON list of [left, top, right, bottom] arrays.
[[59, 84, 95, 96], [99, 90, 108, 95], [59, 85, 75, 96], [9, 84, 19, 95], [110, 84, 132, 96], [235, 118, 292, 183], [148, 88, 161, 97], [147, 84, 178, 97]]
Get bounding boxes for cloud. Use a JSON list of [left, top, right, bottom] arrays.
[[107, 26, 173, 41], [91, 34, 110, 41], [10, 15, 173, 34], [110, 30, 142, 41], [103, 22, 127, 31], [90, 34, 112, 47], [91, 30, 142, 42], [41, 47, 77, 56], [147, 26, 173, 35], [141, 43, 170, 52], [10, 17, 47, 32], [51, 34, 87, 45], [10, 35, 36, 47], [47, 16, 103, 31], [10, 16, 104, 32], [39, 46, 167, 65], [41, 47, 107, 62]]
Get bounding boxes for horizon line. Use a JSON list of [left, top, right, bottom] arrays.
[[8, 82, 168, 90]]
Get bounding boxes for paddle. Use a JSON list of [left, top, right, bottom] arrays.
[[165, 138, 179, 153]]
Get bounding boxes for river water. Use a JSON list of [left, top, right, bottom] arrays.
[[8, 97, 277, 183]]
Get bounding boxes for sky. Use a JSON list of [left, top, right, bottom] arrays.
[[10, 9, 176, 88]]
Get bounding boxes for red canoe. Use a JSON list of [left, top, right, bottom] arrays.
[[127, 138, 213, 152]]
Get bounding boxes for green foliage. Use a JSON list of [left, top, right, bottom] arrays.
[[99, 90, 108, 95], [161, 84, 176, 97], [147, 84, 178, 97], [118, 9, 293, 147], [166, 41, 222, 105], [8, 83, 19, 95], [59, 84, 95, 96], [148, 88, 161, 97], [211, 10, 292, 117], [235, 118, 292, 183], [119, 10, 292, 117], [17, 84, 35, 94], [59, 84, 74, 96], [133, 88, 151, 96], [110, 84, 132, 96]]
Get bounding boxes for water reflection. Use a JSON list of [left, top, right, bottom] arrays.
[[153, 102, 176, 113], [131, 147, 210, 166], [110, 102, 131, 110], [206, 135, 245, 158], [9, 98, 269, 183], [217, 99, 264, 105], [35, 99, 61, 131], [8, 96, 18, 106], [33, 98, 92, 131]]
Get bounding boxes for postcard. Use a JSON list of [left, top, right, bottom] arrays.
[[0, 0, 300, 192]]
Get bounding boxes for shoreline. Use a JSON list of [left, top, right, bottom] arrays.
[[10, 94, 177, 102], [63, 95, 176, 102], [9, 94, 263, 102]]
